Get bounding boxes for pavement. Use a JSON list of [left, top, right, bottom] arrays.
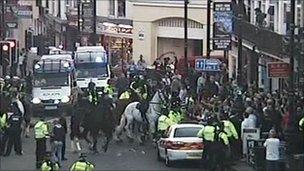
[[0, 116, 255, 170]]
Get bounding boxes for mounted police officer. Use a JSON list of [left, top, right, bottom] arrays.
[[88, 81, 98, 106], [130, 75, 149, 124]]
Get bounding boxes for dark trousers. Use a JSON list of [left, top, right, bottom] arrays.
[[62, 138, 66, 159], [35, 138, 46, 165], [5, 129, 22, 155], [0, 131, 8, 155], [92, 129, 99, 152], [266, 160, 279, 171]]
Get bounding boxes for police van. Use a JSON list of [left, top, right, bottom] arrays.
[[74, 46, 110, 91], [31, 54, 76, 115]]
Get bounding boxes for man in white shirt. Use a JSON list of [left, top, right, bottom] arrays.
[[264, 129, 280, 171], [246, 107, 257, 127]]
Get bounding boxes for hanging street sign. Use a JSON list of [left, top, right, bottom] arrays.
[[195, 58, 222, 71]]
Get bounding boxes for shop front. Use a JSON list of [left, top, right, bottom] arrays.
[[98, 22, 133, 66]]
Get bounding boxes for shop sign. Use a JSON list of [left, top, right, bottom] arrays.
[[17, 5, 32, 18], [195, 58, 221, 71], [267, 62, 290, 78], [213, 2, 232, 50]]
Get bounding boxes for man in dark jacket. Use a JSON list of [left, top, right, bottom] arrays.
[[59, 116, 67, 160], [52, 119, 65, 166]]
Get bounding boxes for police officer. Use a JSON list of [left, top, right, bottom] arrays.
[[4, 103, 23, 156], [34, 116, 50, 168], [214, 122, 230, 171], [220, 112, 239, 161], [197, 115, 218, 169], [168, 99, 183, 125], [130, 75, 149, 124], [40, 151, 60, 171], [157, 109, 172, 138], [88, 82, 98, 106], [70, 153, 95, 171]]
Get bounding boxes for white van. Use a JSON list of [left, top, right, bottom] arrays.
[[75, 46, 110, 91]]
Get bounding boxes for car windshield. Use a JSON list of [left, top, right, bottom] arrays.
[[76, 65, 108, 78], [174, 127, 202, 138], [33, 73, 69, 87]]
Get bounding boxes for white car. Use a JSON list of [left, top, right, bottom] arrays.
[[157, 124, 204, 167]]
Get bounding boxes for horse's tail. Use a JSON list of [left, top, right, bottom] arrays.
[[116, 113, 127, 134]]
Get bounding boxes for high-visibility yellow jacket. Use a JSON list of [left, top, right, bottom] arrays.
[[158, 115, 173, 131], [299, 117, 304, 131], [34, 121, 49, 139], [197, 125, 216, 142], [119, 91, 130, 100], [222, 120, 239, 140], [168, 110, 183, 124], [70, 161, 95, 171], [0, 113, 8, 131], [41, 161, 59, 171]]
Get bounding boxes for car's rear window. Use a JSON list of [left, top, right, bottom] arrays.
[[174, 127, 202, 138]]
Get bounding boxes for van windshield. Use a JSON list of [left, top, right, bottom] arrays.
[[76, 64, 108, 78], [33, 73, 69, 87]]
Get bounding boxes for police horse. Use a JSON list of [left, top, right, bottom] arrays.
[[113, 89, 167, 144]]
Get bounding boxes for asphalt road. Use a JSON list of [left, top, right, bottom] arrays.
[[1, 117, 201, 170]]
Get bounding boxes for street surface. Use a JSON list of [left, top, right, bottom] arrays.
[[1, 117, 201, 170]]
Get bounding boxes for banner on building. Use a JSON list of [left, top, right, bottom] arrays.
[[82, 2, 94, 33], [213, 2, 232, 50], [267, 62, 290, 78]]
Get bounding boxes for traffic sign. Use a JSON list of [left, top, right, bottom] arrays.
[[195, 58, 221, 71], [267, 62, 290, 78]]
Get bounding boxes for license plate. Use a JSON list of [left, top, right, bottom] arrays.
[[45, 106, 58, 110], [187, 152, 202, 158]]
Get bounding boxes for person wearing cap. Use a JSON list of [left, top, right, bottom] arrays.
[[41, 152, 59, 171], [70, 153, 95, 171], [34, 116, 50, 168], [4, 103, 23, 156], [264, 129, 280, 171]]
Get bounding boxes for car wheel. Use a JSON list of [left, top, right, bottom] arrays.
[[165, 155, 173, 167]]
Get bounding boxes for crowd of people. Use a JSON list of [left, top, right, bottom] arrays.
[[1, 53, 304, 171]]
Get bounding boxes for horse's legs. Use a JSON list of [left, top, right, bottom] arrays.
[[102, 132, 112, 152], [125, 117, 134, 140]]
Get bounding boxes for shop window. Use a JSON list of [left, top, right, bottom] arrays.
[[118, 0, 126, 17], [109, 0, 115, 16]]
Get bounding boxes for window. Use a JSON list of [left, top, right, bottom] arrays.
[[109, 0, 115, 16], [36, 0, 42, 7], [118, 0, 126, 17], [46, 0, 49, 8], [174, 127, 202, 138]]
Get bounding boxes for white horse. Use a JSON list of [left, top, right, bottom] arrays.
[[113, 89, 167, 143]]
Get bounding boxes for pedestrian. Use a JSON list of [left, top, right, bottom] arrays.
[[70, 153, 95, 171], [0, 111, 8, 156], [41, 151, 59, 171], [137, 54, 147, 71], [4, 103, 23, 156], [264, 129, 280, 171], [59, 116, 67, 160], [197, 72, 206, 102], [51, 119, 65, 167], [34, 116, 50, 168]]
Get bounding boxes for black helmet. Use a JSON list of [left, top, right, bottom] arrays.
[[88, 81, 96, 91]]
